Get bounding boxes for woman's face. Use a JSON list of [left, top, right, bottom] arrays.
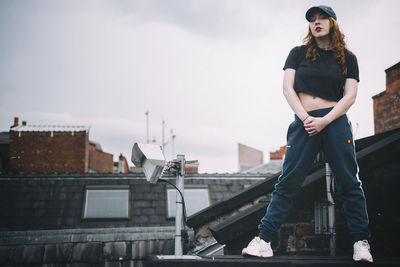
[[309, 12, 331, 38]]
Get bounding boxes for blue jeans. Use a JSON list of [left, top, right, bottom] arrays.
[[258, 107, 370, 243]]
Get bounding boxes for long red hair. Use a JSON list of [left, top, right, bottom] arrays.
[[303, 17, 351, 75]]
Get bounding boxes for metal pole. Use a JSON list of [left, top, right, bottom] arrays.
[[325, 163, 336, 256], [162, 120, 165, 153], [145, 111, 149, 144], [171, 129, 176, 160], [175, 154, 185, 256]]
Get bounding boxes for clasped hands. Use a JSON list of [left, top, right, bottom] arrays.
[[303, 116, 329, 136]]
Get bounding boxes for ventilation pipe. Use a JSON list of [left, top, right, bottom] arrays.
[[325, 163, 336, 256]]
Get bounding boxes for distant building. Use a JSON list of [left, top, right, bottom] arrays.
[[129, 158, 199, 174], [8, 117, 113, 174], [372, 61, 400, 134], [238, 143, 264, 172], [0, 131, 10, 173], [185, 160, 199, 174], [88, 141, 113, 173]]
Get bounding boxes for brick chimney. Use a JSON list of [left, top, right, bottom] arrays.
[[117, 153, 129, 173], [270, 146, 286, 160], [13, 117, 19, 127], [372, 61, 400, 134], [185, 161, 199, 174], [385, 61, 400, 93]]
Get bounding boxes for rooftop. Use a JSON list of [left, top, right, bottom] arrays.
[[10, 125, 90, 133], [0, 132, 9, 145], [241, 159, 283, 174], [146, 255, 400, 267]]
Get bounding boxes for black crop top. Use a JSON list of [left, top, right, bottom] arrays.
[[283, 45, 359, 102]]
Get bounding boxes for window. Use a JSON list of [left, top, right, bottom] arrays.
[[167, 187, 210, 218], [83, 185, 130, 219]]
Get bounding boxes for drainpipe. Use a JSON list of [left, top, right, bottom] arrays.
[[325, 163, 336, 256]]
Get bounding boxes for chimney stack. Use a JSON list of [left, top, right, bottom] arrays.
[[117, 153, 126, 173], [270, 146, 286, 160], [372, 61, 400, 134], [385, 61, 400, 93], [13, 117, 19, 127]]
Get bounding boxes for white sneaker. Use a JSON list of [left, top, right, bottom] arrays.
[[353, 240, 373, 263], [242, 236, 273, 258]]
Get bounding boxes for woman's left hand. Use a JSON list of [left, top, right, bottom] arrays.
[[304, 116, 329, 136]]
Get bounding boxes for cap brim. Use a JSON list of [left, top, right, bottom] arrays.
[[305, 7, 328, 21]]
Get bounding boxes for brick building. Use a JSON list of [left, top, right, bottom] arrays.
[[88, 141, 113, 173], [8, 117, 114, 174], [372, 61, 400, 134], [0, 132, 10, 173]]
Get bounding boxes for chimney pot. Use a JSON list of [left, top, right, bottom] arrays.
[[22, 121, 27, 126]]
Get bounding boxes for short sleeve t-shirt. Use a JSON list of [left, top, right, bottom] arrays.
[[283, 45, 359, 102]]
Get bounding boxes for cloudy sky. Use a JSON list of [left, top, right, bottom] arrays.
[[1, 0, 399, 173]]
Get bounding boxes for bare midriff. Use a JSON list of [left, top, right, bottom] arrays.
[[298, 92, 337, 112]]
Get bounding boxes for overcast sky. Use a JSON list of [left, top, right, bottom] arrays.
[[1, 0, 399, 173]]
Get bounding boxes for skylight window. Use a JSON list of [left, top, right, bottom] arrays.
[[83, 185, 130, 219]]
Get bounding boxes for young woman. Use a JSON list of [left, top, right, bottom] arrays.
[[242, 5, 373, 262]]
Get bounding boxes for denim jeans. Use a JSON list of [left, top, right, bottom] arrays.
[[258, 107, 370, 243]]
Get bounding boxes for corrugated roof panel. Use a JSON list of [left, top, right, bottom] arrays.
[[10, 125, 90, 133]]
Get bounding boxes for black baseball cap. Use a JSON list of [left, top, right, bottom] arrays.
[[305, 5, 337, 21]]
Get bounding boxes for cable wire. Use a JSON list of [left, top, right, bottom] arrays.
[[159, 178, 188, 230]]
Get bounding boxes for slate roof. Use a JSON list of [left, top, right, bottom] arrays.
[[186, 173, 278, 228], [10, 125, 90, 133], [0, 172, 266, 231], [241, 159, 283, 174], [0, 226, 181, 265]]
